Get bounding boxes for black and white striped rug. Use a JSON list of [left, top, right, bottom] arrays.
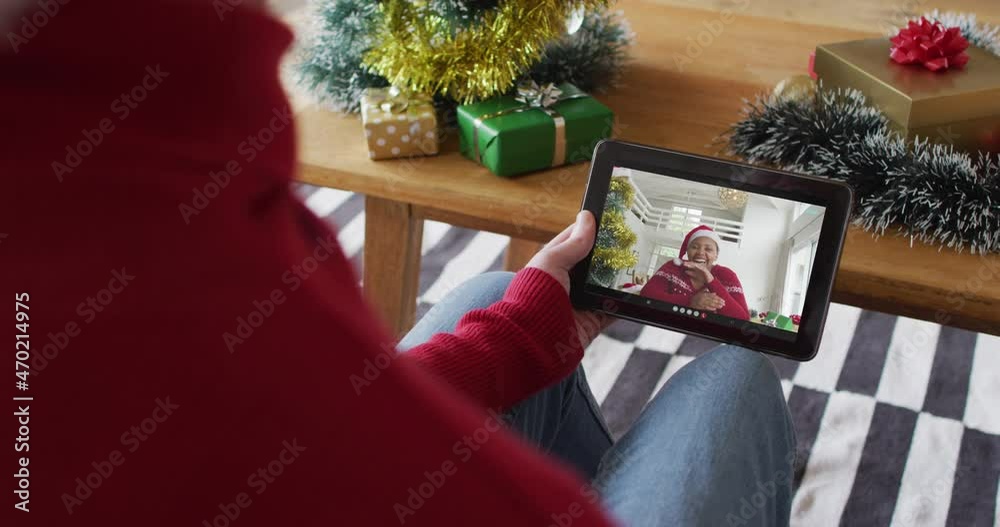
[[299, 184, 1000, 527]]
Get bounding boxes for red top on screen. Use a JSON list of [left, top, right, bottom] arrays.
[[640, 261, 751, 320]]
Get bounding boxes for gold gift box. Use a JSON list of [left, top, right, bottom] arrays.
[[814, 38, 1000, 152], [360, 87, 439, 160]]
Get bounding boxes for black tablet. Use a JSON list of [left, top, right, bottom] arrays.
[[570, 140, 853, 361]]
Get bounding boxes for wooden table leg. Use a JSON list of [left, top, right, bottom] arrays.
[[363, 196, 423, 337], [503, 238, 542, 272]]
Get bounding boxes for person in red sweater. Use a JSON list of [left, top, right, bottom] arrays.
[[640, 225, 751, 320], [3, 1, 793, 526]]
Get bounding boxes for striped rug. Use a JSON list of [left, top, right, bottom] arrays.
[[299, 184, 1000, 527]]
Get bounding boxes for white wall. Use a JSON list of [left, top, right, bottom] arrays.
[[725, 195, 793, 314], [779, 206, 825, 314]]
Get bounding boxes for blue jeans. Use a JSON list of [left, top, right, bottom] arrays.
[[398, 272, 796, 527]]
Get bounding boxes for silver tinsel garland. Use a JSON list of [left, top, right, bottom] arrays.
[[728, 88, 1000, 254], [728, 13, 1000, 254], [915, 11, 1000, 56]]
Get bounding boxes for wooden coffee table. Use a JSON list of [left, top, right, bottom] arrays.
[[291, 0, 1000, 337]]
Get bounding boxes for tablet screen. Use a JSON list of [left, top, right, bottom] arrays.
[[585, 166, 827, 342]]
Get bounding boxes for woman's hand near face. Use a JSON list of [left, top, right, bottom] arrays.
[[682, 261, 715, 284], [690, 290, 725, 311]]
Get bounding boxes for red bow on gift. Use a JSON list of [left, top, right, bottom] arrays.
[[890, 17, 970, 72]]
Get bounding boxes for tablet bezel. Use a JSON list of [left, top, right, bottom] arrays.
[[569, 140, 853, 361]]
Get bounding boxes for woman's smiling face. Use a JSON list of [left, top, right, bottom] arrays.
[[687, 238, 719, 267]]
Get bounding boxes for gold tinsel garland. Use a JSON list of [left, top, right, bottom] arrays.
[[593, 210, 638, 269], [608, 176, 634, 207], [592, 246, 638, 270], [362, 0, 610, 103]]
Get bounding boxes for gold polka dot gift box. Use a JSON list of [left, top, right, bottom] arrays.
[[360, 87, 439, 160]]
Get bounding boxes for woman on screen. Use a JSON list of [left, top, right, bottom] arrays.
[[639, 225, 751, 320]]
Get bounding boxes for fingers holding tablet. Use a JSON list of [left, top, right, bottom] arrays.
[[528, 210, 597, 294]]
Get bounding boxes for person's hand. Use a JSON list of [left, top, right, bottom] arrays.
[[682, 261, 715, 284], [690, 290, 725, 311], [526, 211, 613, 348]]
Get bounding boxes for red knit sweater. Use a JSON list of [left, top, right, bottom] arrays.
[[2, 2, 618, 526], [640, 260, 751, 320]]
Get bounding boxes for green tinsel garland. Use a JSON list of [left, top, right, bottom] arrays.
[[295, 0, 387, 113], [590, 177, 639, 286], [295, 1, 633, 113], [527, 9, 635, 93]]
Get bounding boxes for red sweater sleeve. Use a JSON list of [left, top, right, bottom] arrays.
[[407, 268, 585, 411], [2, 3, 620, 526], [639, 263, 691, 305], [707, 267, 751, 320]]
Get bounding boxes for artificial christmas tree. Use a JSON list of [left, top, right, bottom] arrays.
[[588, 177, 638, 286]]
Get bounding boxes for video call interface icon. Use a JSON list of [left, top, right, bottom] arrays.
[[671, 305, 707, 319]]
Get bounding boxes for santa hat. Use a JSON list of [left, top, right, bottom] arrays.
[[673, 225, 722, 265]]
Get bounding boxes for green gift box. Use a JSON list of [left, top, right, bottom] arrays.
[[457, 82, 615, 177], [774, 314, 795, 331], [762, 311, 796, 331]]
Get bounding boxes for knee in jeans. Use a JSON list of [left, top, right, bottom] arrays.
[[693, 345, 781, 395], [559, 364, 584, 391], [715, 344, 773, 371]]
